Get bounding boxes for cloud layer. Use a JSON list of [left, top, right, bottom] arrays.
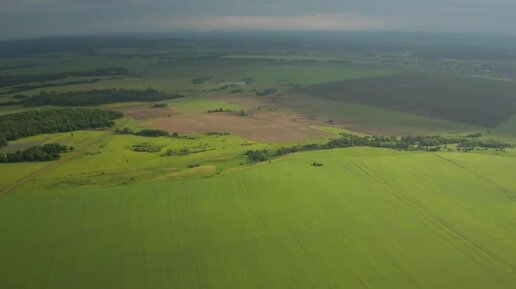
[[1, 0, 515, 39]]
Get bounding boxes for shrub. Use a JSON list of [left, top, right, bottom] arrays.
[[132, 143, 162, 153], [136, 129, 169, 137], [162, 148, 190, 157], [205, 132, 230, 136], [153, 103, 168, 108]]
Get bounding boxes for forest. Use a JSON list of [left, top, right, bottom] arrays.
[[0, 109, 123, 146], [17, 88, 183, 107]]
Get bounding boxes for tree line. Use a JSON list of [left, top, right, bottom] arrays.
[[0, 108, 123, 147], [0, 134, 7, 148], [14, 88, 183, 107], [0, 67, 130, 87], [255, 88, 277, 96], [246, 134, 513, 162], [115, 128, 174, 137], [0, 143, 71, 163]]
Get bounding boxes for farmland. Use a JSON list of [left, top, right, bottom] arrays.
[[1, 32, 516, 289], [2, 149, 516, 289], [298, 72, 516, 127]]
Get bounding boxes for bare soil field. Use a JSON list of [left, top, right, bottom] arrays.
[[149, 110, 330, 142], [111, 104, 173, 120]]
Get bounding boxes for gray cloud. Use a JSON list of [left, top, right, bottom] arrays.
[[1, 0, 516, 39]]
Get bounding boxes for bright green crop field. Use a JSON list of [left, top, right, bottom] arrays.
[[1, 148, 516, 289]]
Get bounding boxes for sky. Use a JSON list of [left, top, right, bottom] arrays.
[[0, 0, 515, 39]]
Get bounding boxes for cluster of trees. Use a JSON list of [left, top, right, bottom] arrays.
[[0, 109, 123, 146], [207, 108, 230, 113], [18, 88, 183, 107], [132, 143, 162, 153], [162, 144, 209, 157], [162, 148, 191, 157], [115, 127, 134, 135], [205, 108, 248, 116], [136, 129, 169, 137], [205, 131, 230, 136], [255, 88, 277, 96], [0, 134, 7, 148], [466, 133, 482, 138], [0, 143, 70, 163], [457, 139, 512, 150], [245, 149, 269, 162], [116, 128, 175, 137], [247, 134, 513, 162]]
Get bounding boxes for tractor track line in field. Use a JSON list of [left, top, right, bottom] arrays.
[[348, 158, 516, 281], [434, 154, 516, 202], [0, 119, 129, 197]]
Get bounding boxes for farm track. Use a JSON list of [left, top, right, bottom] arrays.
[[0, 119, 129, 197], [434, 154, 516, 202], [346, 157, 516, 283]]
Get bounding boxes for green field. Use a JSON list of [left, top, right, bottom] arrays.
[[1, 149, 516, 289], [298, 72, 516, 127]]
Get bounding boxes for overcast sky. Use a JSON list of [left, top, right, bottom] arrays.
[[1, 0, 515, 39]]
